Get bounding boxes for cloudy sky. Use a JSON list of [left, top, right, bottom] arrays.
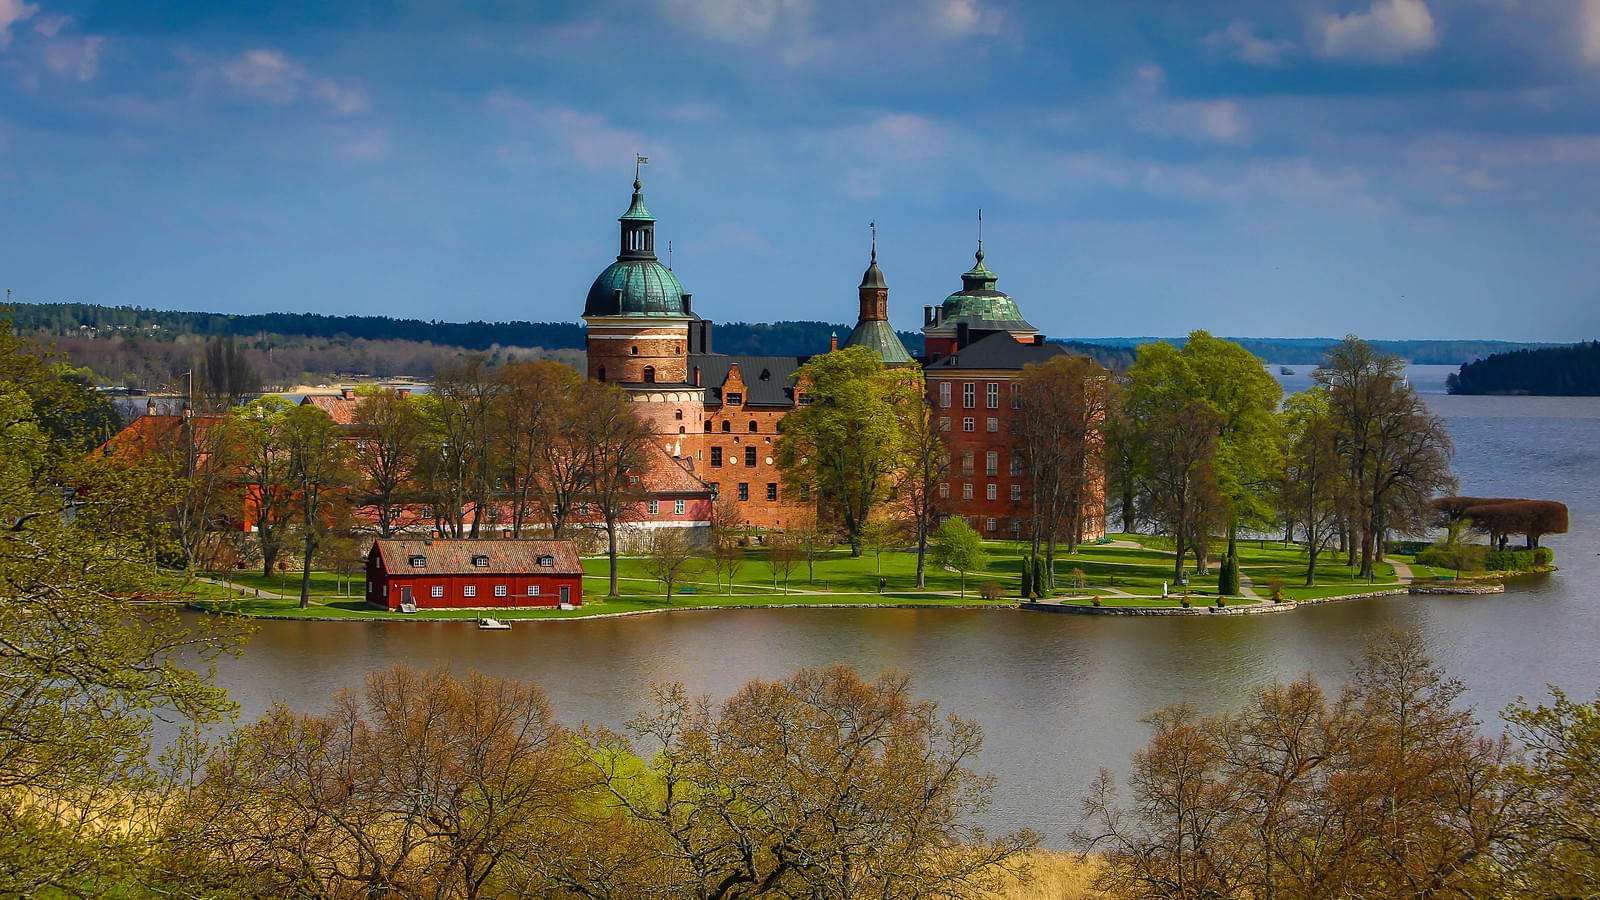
[[2, 0, 1598, 341]]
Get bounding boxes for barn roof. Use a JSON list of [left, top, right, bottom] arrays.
[[373, 539, 584, 576]]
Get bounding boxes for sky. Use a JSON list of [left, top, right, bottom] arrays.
[[2, 0, 1599, 342]]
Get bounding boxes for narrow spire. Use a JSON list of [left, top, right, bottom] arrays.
[[870, 220, 877, 264], [668, 240, 673, 269], [977, 208, 984, 264], [634, 153, 648, 190]]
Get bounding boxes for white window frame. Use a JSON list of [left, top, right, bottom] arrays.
[[494, 584, 508, 597], [939, 483, 949, 499], [430, 585, 444, 598], [986, 383, 999, 408], [985, 517, 997, 532], [986, 417, 999, 433], [986, 451, 998, 476], [962, 382, 975, 409], [648, 499, 660, 515], [1011, 484, 1022, 501], [963, 417, 975, 432], [1010, 385, 1021, 409], [962, 483, 973, 500], [527, 584, 540, 596], [674, 498, 686, 515], [938, 417, 950, 432], [1010, 456, 1022, 476], [987, 483, 998, 501], [463, 584, 477, 598], [938, 382, 951, 408]]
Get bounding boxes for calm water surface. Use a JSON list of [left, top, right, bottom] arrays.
[[208, 375, 1600, 844]]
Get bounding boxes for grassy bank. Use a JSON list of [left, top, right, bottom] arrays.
[[195, 534, 1433, 620]]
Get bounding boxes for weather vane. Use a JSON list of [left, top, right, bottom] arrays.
[[635, 153, 648, 181], [869, 220, 877, 260], [668, 240, 673, 269], [978, 208, 983, 251]]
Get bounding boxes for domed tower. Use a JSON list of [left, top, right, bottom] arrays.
[[921, 225, 1038, 362], [583, 169, 697, 386], [839, 226, 913, 365]]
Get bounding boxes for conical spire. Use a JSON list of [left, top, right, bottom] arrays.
[[860, 220, 887, 289]]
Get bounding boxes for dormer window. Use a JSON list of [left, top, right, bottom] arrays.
[[408, 555, 426, 568], [537, 555, 555, 567], [726, 392, 742, 406], [472, 554, 490, 568], [759, 369, 771, 381]]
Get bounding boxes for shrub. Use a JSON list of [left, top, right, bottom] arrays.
[[1218, 554, 1240, 596], [1484, 549, 1543, 571], [1534, 547, 1555, 567], [1069, 567, 1087, 590], [1092, 597, 1102, 607], [1266, 576, 1287, 602], [978, 581, 1004, 601]]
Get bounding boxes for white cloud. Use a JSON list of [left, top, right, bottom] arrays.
[[829, 113, 944, 161], [1313, 0, 1436, 62], [662, 0, 810, 41], [925, 0, 1002, 37], [1126, 66, 1252, 145], [1583, 0, 1600, 62], [1203, 20, 1294, 66], [31, 11, 66, 36], [486, 93, 665, 173], [214, 49, 368, 114], [0, 0, 37, 50], [43, 33, 100, 80]]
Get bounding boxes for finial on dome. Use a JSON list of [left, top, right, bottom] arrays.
[[634, 153, 648, 190], [870, 219, 877, 264], [976, 208, 984, 263]]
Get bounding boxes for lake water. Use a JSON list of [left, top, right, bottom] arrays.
[[206, 368, 1600, 845]]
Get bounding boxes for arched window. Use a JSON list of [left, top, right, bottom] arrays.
[[748, 420, 758, 433], [643, 366, 655, 383], [704, 421, 712, 432], [679, 426, 685, 434], [721, 421, 731, 433], [631, 346, 638, 355], [597, 367, 606, 382], [675, 409, 684, 420]]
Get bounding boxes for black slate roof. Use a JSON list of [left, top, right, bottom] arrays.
[[923, 332, 1072, 371], [689, 354, 807, 407]]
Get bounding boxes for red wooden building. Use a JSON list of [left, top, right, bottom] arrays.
[[365, 539, 583, 611]]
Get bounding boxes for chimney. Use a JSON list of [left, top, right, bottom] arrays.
[[924, 305, 936, 327], [146, 398, 156, 416], [830, 331, 839, 352], [1033, 335, 1045, 345], [341, 388, 356, 400], [397, 388, 411, 398], [682, 293, 693, 314], [956, 322, 970, 349], [701, 320, 713, 355]]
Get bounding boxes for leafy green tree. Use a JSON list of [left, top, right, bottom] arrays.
[[351, 387, 424, 538], [776, 347, 911, 557], [283, 403, 355, 609], [1317, 337, 1457, 579], [0, 323, 244, 894], [225, 395, 300, 577], [893, 386, 947, 589], [1125, 332, 1282, 574], [1279, 389, 1345, 585], [1504, 687, 1600, 895], [574, 380, 656, 598], [931, 516, 988, 597]]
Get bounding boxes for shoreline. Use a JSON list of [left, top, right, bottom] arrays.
[[187, 579, 1507, 624]]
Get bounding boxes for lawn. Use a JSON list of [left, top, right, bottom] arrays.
[[198, 534, 1423, 619]]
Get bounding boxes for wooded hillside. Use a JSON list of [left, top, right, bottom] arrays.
[[1447, 341, 1600, 395]]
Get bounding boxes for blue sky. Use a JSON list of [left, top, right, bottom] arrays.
[[2, 0, 1599, 341]]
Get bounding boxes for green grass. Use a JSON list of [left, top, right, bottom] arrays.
[[199, 535, 1432, 619], [206, 569, 364, 598]]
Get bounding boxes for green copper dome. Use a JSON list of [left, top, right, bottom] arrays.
[[583, 173, 691, 317], [584, 259, 687, 317], [939, 248, 1030, 327]]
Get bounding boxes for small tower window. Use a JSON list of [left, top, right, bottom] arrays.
[[674, 409, 684, 420], [722, 421, 731, 433], [631, 346, 638, 356], [759, 369, 771, 381], [597, 367, 606, 382], [704, 421, 712, 432], [748, 420, 758, 433], [643, 366, 656, 383]]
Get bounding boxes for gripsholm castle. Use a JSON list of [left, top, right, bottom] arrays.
[[580, 171, 1105, 541]]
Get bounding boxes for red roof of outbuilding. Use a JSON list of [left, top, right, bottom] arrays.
[[373, 539, 584, 576], [299, 393, 360, 425], [645, 440, 712, 496]]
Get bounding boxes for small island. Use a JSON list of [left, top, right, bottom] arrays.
[[1448, 340, 1600, 395]]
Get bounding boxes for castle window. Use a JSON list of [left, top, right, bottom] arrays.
[[938, 382, 951, 408], [987, 483, 998, 500], [748, 420, 757, 433], [704, 421, 712, 432], [675, 409, 683, 420], [745, 447, 757, 467], [631, 346, 638, 355], [766, 483, 777, 501], [675, 499, 686, 515], [962, 383, 975, 409], [649, 500, 660, 515], [679, 426, 685, 434], [987, 418, 999, 432], [711, 447, 722, 467], [738, 483, 749, 501], [987, 383, 1000, 409], [986, 517, 997, 532], [986, 451, 998, 476], [726, 392, 742, 405], [643, 366, 656, 383], [963, 483, 973, 500], [759, 369, 771, 381], [472, 554, 490, 567], [939, 417, 950, 431], [939, 483, 949, 499], [1011, 484, 1022, 501], [722, 421, 731, 433], [963, 417, 975, 432], [597, 367, 606, 382]]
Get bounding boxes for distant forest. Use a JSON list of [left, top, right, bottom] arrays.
[[1091, 336, 1556, 366], [6, 302, 1143, 385], [1447, 341, 1600, 396]]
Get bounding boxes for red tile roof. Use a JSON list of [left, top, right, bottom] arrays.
[[645, 440, 713, 495], [95, 413, 227, 463], [299, 393, 360, 425], [373, 539, 584, 576]]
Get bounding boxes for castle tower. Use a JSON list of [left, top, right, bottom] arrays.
[[921, 231, 1038, 363], [582, 169, 697, 386], [838, 227, 913, 365]]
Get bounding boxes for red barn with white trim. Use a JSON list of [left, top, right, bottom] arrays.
[[366, 539, 583, 610]]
